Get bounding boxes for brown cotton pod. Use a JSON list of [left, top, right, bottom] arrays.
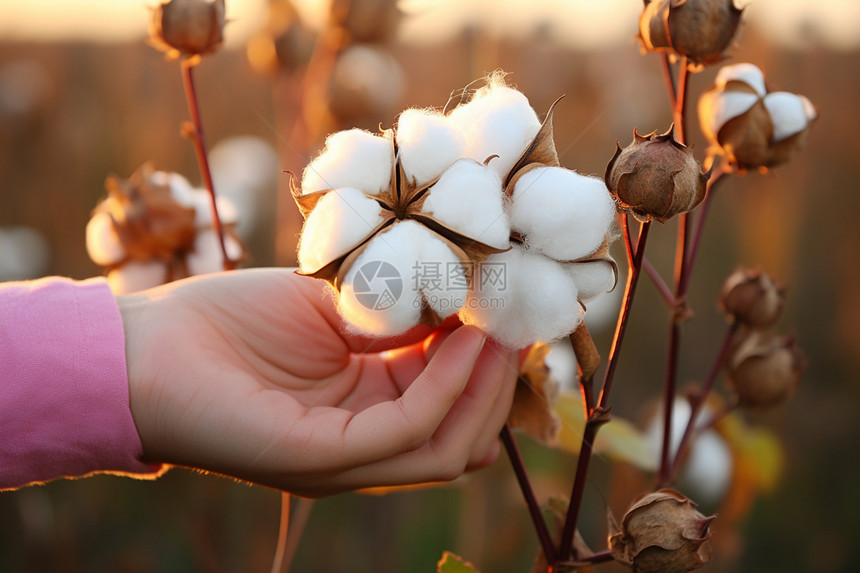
[[605, 126, 710, 223], [720, 267, 785, 327], [149, 0, 226, 57], [330, 0, 400, 44], [727, 331, 805, 408], [609, 489, 715, 573], [95, 164, 197, 262], [639, 0, 746, 65]]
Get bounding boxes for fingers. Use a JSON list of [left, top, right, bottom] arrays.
[[319, 325, 487, 472], [286, 338, 520, 496]]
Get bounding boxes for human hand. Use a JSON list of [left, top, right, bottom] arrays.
[[117, 268, 519, 497]]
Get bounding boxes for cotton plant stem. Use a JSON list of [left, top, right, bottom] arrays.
[[667, 322, 739, 484], [271, 493, 290, 573], [680, 162, 732, 294], [500, 425, 556, 564], [559, 221, 651, 561], [658, 55, 692, 485], [643, 257, 676, 309], [281, 498, 315, 573], [180, 58, 235, 270]]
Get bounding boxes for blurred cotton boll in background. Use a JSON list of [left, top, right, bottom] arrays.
[[0, 226, 51, 281], [645, 398, 733, 505], [209, 136, 279, 240]]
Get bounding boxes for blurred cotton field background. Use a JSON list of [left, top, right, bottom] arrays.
[[1, 1, 859, 572]]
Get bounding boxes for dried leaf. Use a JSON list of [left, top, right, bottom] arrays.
[[508, 343, 561, 445]]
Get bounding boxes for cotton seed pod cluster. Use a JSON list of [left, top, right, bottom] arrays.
[[719, 267, 785, 327], [727, 331, 805, 408], [605, 126, 710, 223], [699, 63, 817, 169], [609, 489, 716, 573], [86, 164, 244, 294], [639, 0, 747, 65], [149, 0, 226, 58], [295, 75, 618, 348]]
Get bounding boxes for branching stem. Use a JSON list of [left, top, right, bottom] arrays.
[[666, 322, 739, 484], [559, 221, 651, 561], [180, 58, 235, 270], [500, 425, 556, 564]]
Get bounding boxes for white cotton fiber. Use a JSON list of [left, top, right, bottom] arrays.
[[186, 230, 244, 276], [698, 90, 760, 141], [644, 398, 732, 504], [420, 159, 510, 249], [447, 84, 541, 182], [298, 188, 385, 273], [301, 129, 392, 195], [763, 92, 813, 142], [460, 245, 582, 349], [338, 220, 466, 336], [397, 108, 465, 187], [567, 259, 617, 303], [152, 170, 195, 204], [176, 189, 238, 228], [107, 260, 167, 294], [716, 62, 767, 96], [509, 167, 615, 261], [86, 212, 126, 266]]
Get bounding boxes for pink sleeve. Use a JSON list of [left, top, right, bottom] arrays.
[[0, 276, 163, 489]]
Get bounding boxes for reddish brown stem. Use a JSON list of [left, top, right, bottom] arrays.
[[500, 425, 556, 564], [559, 221, 651, 561], [180, 58, 235, 271], [657, 54, 692, 485], [667, 322, 739, 483], [680, 162, 731, 294], [643, 257, 676, 309]]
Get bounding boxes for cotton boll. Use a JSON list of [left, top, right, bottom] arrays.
[[510, 167, 615, 261], [181, 189, 239, 228], [682, 429, 733, 504], [763, 92, 814, 143], [86, 212, 126, 266], [338, 222, 421, 336], [339, 221, 467, 336], [698, 90, 760, 142], [644, 398, 732, 504], [151, 171, 195, 205], [568, 260, 617, 303], [186, 230, 244, 276], [298, 188, 385, 273], [461, 246, 582, 349], [301, 129, 392, 195], [0, 226, 50, 281], [545, 340, 578, 392], [448, 85, 541, 181], [107, 261, 167, 294], [582, 279, 623, 333], [396, 108, 464, 187], [421, 159, 510, 249], [716, 63, 767, 96], [209, 136, 279, 237]]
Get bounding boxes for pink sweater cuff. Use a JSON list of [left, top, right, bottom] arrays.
[[1, 277, 163, 489]]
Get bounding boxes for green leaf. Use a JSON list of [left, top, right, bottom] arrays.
[[437, 551, 480, 573]]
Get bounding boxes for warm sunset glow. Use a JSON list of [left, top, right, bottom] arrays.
[[0, 0, 857, 51]]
